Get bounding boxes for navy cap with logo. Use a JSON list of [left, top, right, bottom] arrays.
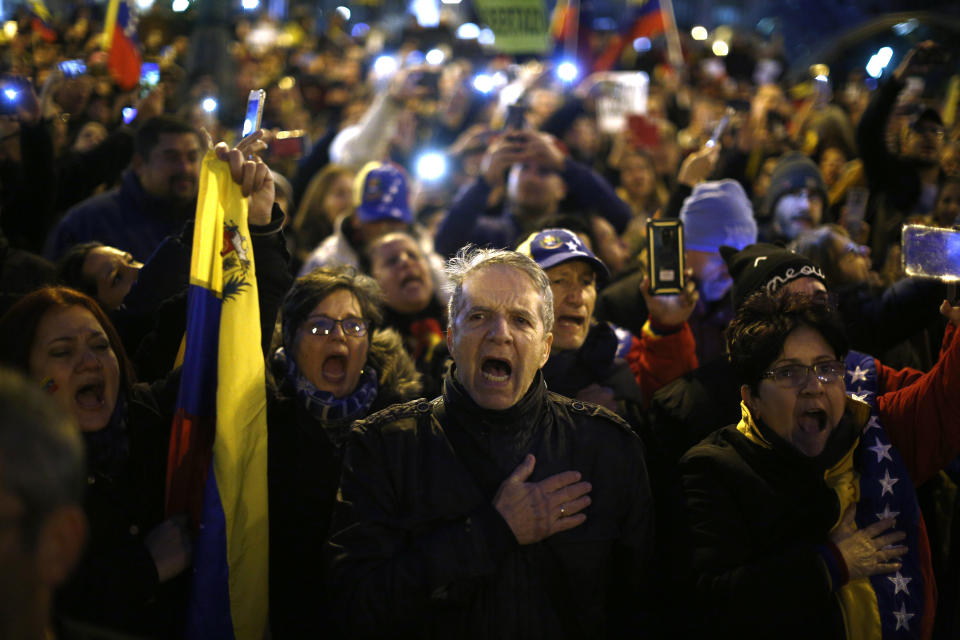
[[354, 161, 413, 224], [517, 228, 611, 283]]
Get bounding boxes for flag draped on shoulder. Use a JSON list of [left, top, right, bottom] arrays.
[[166, 150, 269, 640], [102, 0, 142, 90]]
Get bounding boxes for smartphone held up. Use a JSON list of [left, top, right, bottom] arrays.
[[647, 219, 685, 295]]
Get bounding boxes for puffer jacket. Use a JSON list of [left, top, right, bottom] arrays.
[[267, 328, 421, 639], [326, 370, 655, 639]]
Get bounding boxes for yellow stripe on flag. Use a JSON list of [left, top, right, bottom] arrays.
[[101, 0, 120, 51], [195, 151, 269, 638]]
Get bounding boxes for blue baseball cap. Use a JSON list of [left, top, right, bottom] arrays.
[[517, 228, 610, 282], [354, 161, 413, 224]]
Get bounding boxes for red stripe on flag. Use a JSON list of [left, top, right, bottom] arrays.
[[107, 24, 141, 90], [166, 408, 215, 528], [628, 11, 666, 40]]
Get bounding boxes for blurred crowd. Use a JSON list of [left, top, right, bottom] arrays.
[[2, 2, 960, 638]]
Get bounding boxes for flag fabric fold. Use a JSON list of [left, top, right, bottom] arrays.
[[166, 150, 269, 640], [594, 0, 666, 71], [102, 0, 142, 90]]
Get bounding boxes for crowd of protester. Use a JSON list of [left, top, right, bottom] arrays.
[[2, 2, 960, 638]]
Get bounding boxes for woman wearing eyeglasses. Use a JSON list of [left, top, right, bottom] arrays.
[[676, 291, 960, 639], [267, 265, 421, 638]]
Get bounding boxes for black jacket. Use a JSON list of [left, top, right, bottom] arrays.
[[55, 375, 187, 638], [267, 328, 421, 639], [327, 371, 654, 639], [676, 410, 866, 639]]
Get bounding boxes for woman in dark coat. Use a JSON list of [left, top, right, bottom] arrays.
[[267, 266, 421, 638]]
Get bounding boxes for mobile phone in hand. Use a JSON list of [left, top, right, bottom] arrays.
[[139, 62, 160, 99], [59, 59, 87, 78], [647, 219, 685, 295], [0, 76, 29, 116], [241, 89, 266, 139]]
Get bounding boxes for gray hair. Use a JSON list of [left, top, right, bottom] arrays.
[[0, 368, 84, 548], [444, 246, 554, 334]]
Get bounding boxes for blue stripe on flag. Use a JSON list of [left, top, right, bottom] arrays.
[[177, 285, 222, 417]]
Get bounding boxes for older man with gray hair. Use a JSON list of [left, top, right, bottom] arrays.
[[327, 246, 654, 638]]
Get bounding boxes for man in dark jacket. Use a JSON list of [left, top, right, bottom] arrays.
[[44, 116, 203, 262], [327, 247, 654, 638], [433, 130, 631, 257]]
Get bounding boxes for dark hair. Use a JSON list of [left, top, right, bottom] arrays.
[[788, 224, 849, 287], [0, 287, 136, 392], [280, 265, 384, 354], [134, 115, 203, 159], [0, 367, 84, 548], [55, 241, 104, 299], [725, 291, 848, 392]]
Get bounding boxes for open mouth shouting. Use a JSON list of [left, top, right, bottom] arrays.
[[797, 408, 828, 435], [76, 379, 107, 411], [481, 357, 513, 384], [321, 354, 348, 384]]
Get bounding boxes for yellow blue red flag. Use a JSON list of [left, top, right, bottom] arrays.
[[166, 150, 269, 639]]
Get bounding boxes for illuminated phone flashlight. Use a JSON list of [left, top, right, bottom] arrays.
[[201, 97, 218, 113], [415, 151, 447, 182], [2, 87, 18, 102], [122, 107, 138, 124], [472, 73, 494, 94], [556, 61, 579, 84], [373, 55, 398, 79]]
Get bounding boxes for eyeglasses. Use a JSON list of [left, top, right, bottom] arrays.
[[306, 316, 368, 338], [761, 360, 845, 389]]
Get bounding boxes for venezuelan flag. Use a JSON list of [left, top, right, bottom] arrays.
[[166, 151, 269, 639], [594, 0, 667, 71], [101, 0, 142, 90]]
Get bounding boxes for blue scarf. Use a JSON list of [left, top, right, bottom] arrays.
[[275, 347, 379, 428]]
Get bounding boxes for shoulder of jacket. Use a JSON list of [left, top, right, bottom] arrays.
[[548, 391, 634, 436], [353, 397, 436, 433]]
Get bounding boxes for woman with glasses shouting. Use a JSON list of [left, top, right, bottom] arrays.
[[675, 291, 960, 639], [267, 265, 421, 638]]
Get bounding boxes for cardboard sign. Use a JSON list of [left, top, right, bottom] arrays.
[[474, 0, 549, 54]]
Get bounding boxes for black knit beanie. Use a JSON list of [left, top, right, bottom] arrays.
[[721, 243, 827, 311]]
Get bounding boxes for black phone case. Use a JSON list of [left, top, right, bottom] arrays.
[[647, 219, 685, 295]]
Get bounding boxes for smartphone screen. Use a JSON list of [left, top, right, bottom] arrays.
[[59, 59, 87, 78], [139, 62, 160, 98], [902, 224, 960, 282], [241, 89, 266, 139], [504, 104, 527, 131], [844, 187, 869, 229], [0, 77, 26, 116], [647, 219, 686, 294]]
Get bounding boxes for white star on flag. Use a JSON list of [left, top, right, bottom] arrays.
[[864, 416, 881, 432], [888, 571, 912, 596], [565, 241, 580, 252], [868, 437, 893, 463], [879, 469, 900, 496], [893, 602, 915, 631], [876, 504, 900, 521], [848, 366, 869, 383]]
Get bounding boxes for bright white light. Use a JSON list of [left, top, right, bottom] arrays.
[[441, 0, 461, 4], [201, 97, 218, 113], [425, 48, 445, 65], [373, 55, 398, 78], [3, 88, 17, 101], [241, 0, 259, 10], [416, 152, 447, 181], [136, 0, 155, 10], [171, 0, 188, 12], [473, 74, 494, 93], [691, 26, 708, 40], [478, 28, 495, 45], [3, 21, 17, 39], [814, 74, 828, 82], [492, 71, 508, 87], [712, 40, 729, 56], [633, 37, 651, 52], [557, 61, 579, 83], [456, 23, 479, 40], [410, 0, 440, 28], [336, 6, 350, 20], [866, 47, 893, 79], [893, 19, 918, 36], [351, 23, 370, 38], [500, 83, 523, 106]]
